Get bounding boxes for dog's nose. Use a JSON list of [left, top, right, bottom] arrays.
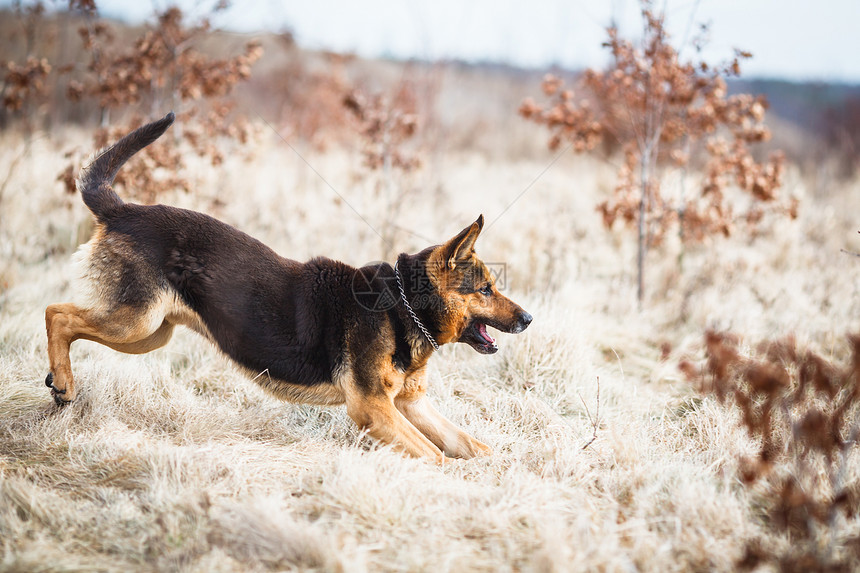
[[515, 311, 533, 333]]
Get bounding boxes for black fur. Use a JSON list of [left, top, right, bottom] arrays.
[[101, 202, 419, 387], [79, 112, 175, 220], [395, 250, 444, 342]]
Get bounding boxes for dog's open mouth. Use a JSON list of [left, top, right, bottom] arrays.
[[462, 321, 498, 354]]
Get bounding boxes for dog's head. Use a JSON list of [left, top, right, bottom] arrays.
[[419, 215, 532, 354]]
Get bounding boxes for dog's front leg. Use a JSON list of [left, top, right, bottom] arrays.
[[394, 371, 491, 459], [395, 395, 492, 459], [340, 371, 444, 463]]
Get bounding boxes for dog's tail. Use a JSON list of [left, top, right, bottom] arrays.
[[78, 112, 175, 219]]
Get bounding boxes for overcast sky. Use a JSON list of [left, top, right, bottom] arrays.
[[82, 0, 860, 83]]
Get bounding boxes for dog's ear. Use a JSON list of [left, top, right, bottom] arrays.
[[442, 215, 484, 270]]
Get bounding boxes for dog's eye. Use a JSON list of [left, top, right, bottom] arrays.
[[479, 284, 493, 296]]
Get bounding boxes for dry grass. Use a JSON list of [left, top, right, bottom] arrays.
[[2, 118, 860, 572]]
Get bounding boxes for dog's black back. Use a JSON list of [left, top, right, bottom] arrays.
[[105, 201, 393, 385]]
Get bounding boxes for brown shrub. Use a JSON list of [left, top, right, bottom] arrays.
[[521, 0, 795, 304], [688, 332, 860, 570]]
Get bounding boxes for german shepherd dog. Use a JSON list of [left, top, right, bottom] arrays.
[[45, 113, 532, 461]]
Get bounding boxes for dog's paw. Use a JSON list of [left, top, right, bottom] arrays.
[[468, 437, 492, 457], [451, 434, 492, 459], [46, 372, 74, 406]]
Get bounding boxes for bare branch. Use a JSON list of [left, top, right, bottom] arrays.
[[579, 377, 601, 450]]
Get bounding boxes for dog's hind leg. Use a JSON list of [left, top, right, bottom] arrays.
[[393, 370, 491, 459], [45, 302, 174, 404]]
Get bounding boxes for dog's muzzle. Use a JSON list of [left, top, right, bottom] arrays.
[[512, 311, 533, 334]]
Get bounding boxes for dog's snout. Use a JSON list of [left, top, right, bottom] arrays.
[[514, 311, 533, 333]]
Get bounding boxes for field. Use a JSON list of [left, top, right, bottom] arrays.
[[3, 11, 860, 573]]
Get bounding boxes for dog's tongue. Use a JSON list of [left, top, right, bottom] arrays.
[[476, 322, 495, 344]]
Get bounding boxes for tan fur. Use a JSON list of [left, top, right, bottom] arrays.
[[338, 366, 445, 463], [426, 243, 523, 347], [46, 293, 198, 400], [240, 364, 347, 406], [394, 368, 491, 458]]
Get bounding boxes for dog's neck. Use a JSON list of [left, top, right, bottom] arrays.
[[394, 254, 440, 355]]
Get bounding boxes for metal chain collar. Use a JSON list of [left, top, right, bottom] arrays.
[[393, 261, 439, 351]]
